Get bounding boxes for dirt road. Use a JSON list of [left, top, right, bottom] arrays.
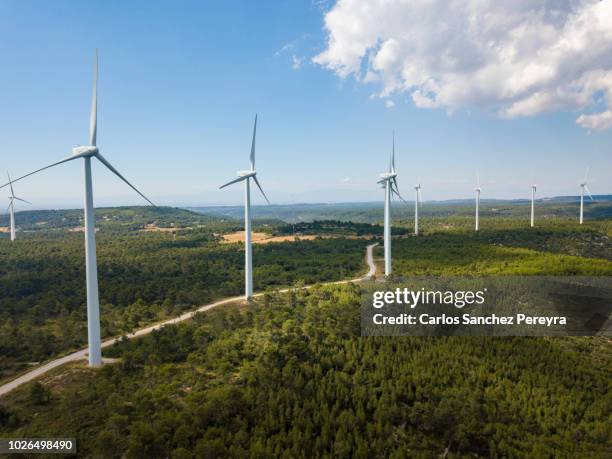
[[0, 243, 379, 398]]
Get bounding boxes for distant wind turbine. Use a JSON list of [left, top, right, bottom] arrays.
[[579, 167, 594, 225], [219, 114, 271, 299], [378, 132, 405, 276], [6, 172, 31, 241], [414, 181, 422, 236], [475, 174, 481, 232], [0, 50, 154, 366], [530, 184, 536, 227]]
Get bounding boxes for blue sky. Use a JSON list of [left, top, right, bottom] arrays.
[[0, 0, 610, 209]]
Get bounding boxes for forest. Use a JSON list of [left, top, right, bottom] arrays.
[[0, 285, 609, 457], [0, 204, 610, 457], [273, 220, 408, 237], [388, 225, 612, 276], [0, 208, 373, 383]]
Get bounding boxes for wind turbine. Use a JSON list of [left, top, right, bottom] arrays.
[[6, 172, 31, 241], [0, 50, 154, 367], [579, 167, 593, 225], [530, 184, 536, 227], [414, 181, 422, 236], [219, 114, 270, 300], [475, 174, 481, 232], [378, 132, 405, 276]]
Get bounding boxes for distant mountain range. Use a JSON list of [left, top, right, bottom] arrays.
[[187, 195, 612, 223], [1, 194, 610, 229]]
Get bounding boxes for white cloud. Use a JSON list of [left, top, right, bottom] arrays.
[[274, 42, 295, 57], [577, 110, 612, 130], [275, 34, 313, 70], [384, 99, 395, 108], [291, 55, 304, 70], [314, 0, 612, 130]]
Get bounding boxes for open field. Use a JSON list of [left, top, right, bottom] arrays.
[[221, 231, 317, 244]]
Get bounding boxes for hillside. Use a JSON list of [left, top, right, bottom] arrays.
[[0, 206, 236, 234], [0, 227, 368, 383], [0, 285, 610, 457], [0, 206, 611, 457], [190, 197, 612, 223]]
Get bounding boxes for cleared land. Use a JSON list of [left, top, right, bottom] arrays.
[[221, 231, 317, 244]]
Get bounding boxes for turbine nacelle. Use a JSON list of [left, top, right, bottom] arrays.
[[379, 172, 397, 182], [238, 170, 257, 179], [219, 115, 270, 205], [72, 146, 99, 157]]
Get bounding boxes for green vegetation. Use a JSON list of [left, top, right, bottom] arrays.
[[1, 203, 611, 457], [388, 226, 612, 276], [273, 220, 407, 237], [0, 210, 368, 382], [0, 206, 228, 233], [192, 197, 612, 223], [1, 285, 609, 457]]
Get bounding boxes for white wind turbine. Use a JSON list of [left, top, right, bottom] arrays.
[[378, 132, 405, 276], [219, 114, 271, 300], [579, 167, 594, 225], [6, 172, 31, 241], [475, 174, 481, 231], [414, 181, 422, 236], [0, 50, 154, 366], [530, 184, 536, 227]]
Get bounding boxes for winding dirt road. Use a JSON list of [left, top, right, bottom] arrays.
[[0, 243, 379, 398]]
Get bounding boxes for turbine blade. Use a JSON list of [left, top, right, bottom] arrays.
[[94, 153, 155, 206], [584, 185, 594, 201], [0, 156, 78, 191], [390, 130, 395, 173], [250, 114, 257, 171], [7, 172, 14, 197], [393, 177, 400, 192], [219, 175, 247, 189], [584, 166, 590, 182], [252, 175, 270, 205], [13, 197, 31, 204], [391, 187, 407, 203], [391, 178, 407, 203], [90, 49, 98, 146]]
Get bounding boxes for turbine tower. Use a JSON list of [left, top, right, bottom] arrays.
[[414, 182, 421, 236], [475, 174, 481, 232], [579, 167, 593, 225], [530, 184, 536, 227], [378, 132, 405, 276], [6, 172, 31, 241], [0, 50, 154, 366], [220, 114, 270, 299]]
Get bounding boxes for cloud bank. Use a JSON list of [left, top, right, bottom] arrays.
[[314, 0, 612, 130]]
